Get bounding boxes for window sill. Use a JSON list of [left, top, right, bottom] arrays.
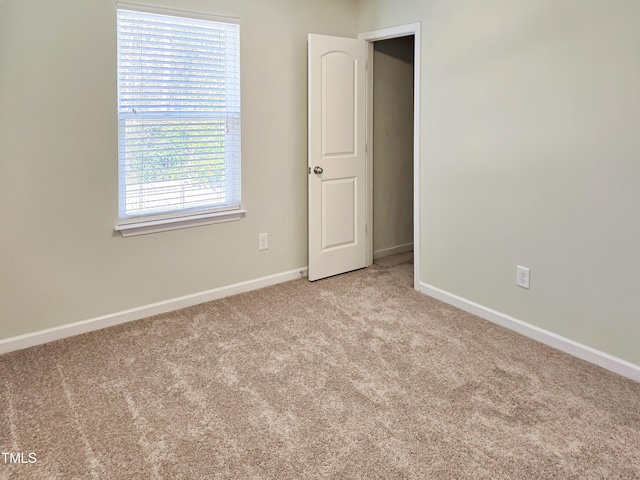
[[115, 209, 247, 237]]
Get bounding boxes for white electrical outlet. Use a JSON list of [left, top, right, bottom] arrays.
[[516, 265, 530, 289], [258, 233, 269, 251]]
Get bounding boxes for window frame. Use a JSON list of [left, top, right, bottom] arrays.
[[115, 3, 245, 237]]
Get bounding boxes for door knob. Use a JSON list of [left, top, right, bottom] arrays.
[[314, 166, 323, 174]]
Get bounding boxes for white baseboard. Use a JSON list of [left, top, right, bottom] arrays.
[[0, 267, 307, 355], [373, 242, 414, 260], [420, 282, 640, 383]]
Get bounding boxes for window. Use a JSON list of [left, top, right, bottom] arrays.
[[116, 4, 242, 236]]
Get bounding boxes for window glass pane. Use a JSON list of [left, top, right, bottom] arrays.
[[117, 8, 240, 221]]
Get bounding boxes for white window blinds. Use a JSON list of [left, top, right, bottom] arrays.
[[117, 6, 241, 222]]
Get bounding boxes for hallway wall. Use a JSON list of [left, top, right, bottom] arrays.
[[373, 36, 415, 257]]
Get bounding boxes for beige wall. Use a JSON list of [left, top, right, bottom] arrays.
[[359, 0, 640, 365], [0, 0, 358, 339], [373, 37, 414, 256]]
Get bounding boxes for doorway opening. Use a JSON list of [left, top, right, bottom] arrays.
[[362, 28, 419, 290], [306, 25, 420, 286]]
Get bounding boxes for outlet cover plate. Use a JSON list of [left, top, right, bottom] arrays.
[[258, 233, 269, 251], [516, 265, 530, 289]]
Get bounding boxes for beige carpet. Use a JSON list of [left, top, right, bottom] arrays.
[[1, 258, 639, 479]]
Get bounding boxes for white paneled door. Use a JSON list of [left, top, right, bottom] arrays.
[[308, 34, 367, 281]]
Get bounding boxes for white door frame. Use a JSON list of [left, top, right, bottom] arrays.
[[359, 23, 421, 291]]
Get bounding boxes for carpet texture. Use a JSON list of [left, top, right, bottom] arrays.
[[1, 258, 639, 479]]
